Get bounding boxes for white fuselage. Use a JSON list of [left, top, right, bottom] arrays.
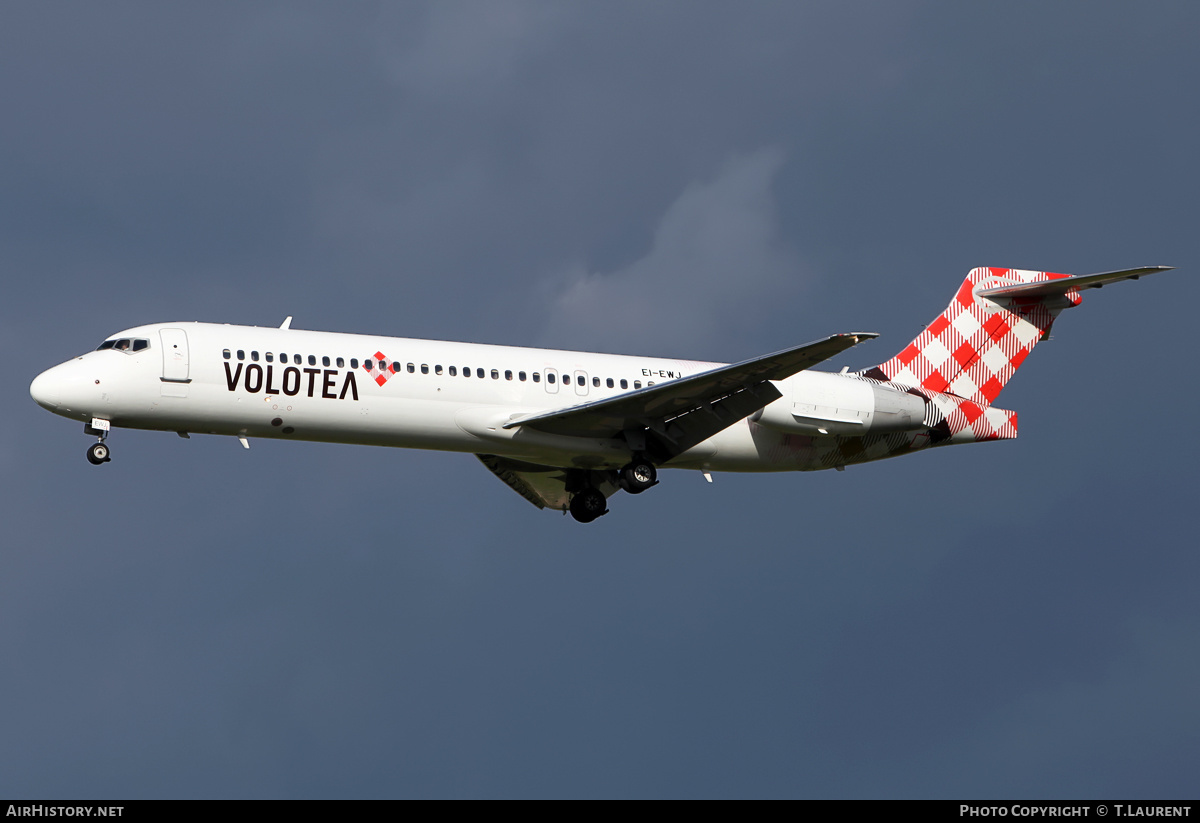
[[32, 321, 894, 474]]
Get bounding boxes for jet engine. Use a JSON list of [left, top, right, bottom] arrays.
[[751, 371, 925, 437]]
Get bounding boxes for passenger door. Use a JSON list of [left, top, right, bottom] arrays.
[[159, 328, 190, 382]]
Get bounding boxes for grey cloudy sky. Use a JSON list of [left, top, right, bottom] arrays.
[[2, 1, 1198, 798]]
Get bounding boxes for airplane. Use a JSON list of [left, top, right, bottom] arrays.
[[30, 265, 1176, 522]]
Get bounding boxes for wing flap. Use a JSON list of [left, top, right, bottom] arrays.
[[977, 266, 1174, 300], [651, 380, 783, 456]]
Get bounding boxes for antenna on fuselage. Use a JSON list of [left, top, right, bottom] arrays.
[[280, 316, 293, 330]]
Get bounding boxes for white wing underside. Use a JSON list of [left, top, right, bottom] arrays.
[[476, 454, 621, 511]]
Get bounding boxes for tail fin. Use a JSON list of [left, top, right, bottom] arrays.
[[861, 266, 1171, 406]]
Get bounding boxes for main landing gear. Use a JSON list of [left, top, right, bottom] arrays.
[[569, 487, 608, 523], [567, 456, 659, 523], [618, 458, 657, 495], [85, 421, 111, 465]]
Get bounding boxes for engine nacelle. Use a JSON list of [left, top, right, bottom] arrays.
[[751, 371, 925, 437]]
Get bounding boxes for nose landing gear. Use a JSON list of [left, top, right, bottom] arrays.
[[86, 442, 110, 465], [84, 419, 111, 465]]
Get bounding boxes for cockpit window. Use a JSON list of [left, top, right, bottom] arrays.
[[97, 337, 150, 353]]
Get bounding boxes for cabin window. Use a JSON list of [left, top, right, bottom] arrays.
[[477, 368, 484, 379], [336, 357, 344, 368], [620, 379, 628, 389], [408, 363, 415, 373], [266, 353, 275, 363], [519, 371, 527, 382], [322, 356, 330, 367], [421, 364, 429, 374], [505, 370, 513, 381], [294, 354, 301, 365], [449, 366, 457, 376], [533, 372, 541, 383], [606, 378, 614, 388], [435, 365, 443, 375], [366, 359, 375, 370], [237, 350, 245, 361], [634, 381, 642, 389], [251, 351, 260, 362], [547, 372, 556, 384], [350, 358, 358, 369], [490, 369, 498, 379], [463, 367, 471, 377], [592, 376, 600, 387], [222, 349, 231, 360], [391, 362, 400, 372]]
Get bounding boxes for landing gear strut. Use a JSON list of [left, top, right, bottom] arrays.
[[569, 487, 608, 523], [619, 457, 657, 494]]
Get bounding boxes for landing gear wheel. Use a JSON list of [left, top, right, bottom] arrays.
[[86, 442, 110, 465], [569, 487, 608, 523], [619, 459, 657, 494]]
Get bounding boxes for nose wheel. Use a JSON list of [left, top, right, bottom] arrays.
[[84, 420, 112, 465], [86, 441, 111, 465]]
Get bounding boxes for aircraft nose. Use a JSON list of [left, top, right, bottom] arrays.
[[30, 367, 64, 410]]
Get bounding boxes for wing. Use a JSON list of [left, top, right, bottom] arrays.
[[503, 332, 877, 461], [476, 454, 619, 511], [976, 266, 1175, 300]]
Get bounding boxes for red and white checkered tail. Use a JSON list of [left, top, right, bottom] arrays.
[[860, 267, 1081, 406]]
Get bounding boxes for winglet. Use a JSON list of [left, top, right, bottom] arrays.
[[280, 316, 293, 330]]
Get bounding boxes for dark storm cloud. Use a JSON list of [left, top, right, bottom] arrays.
[[2, 0, 1199, 798], [539, 146, 801, 357]]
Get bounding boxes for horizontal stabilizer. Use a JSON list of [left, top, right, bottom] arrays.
[[977, 266, 1174, 300]]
